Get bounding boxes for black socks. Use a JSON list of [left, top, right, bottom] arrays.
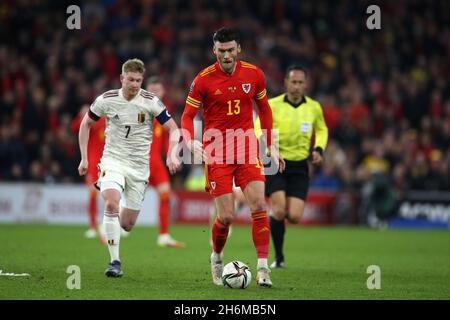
[[270, 216, 285, 262]]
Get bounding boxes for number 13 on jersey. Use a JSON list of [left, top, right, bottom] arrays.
[[226, 99, 241, 115]]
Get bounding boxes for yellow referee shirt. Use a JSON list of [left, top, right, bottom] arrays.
[[256, 94, 328, 161]]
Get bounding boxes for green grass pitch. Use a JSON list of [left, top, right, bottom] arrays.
[[1, 224, 449, 299]]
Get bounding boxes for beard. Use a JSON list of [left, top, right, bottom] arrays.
[[221, 59, 235, 73]]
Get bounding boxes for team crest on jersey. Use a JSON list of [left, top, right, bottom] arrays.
[[210, 181, 216, 190], [242, 83, 251, 93], [138, 112, 145, 124]]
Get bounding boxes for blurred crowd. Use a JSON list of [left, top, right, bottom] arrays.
[[1, 0, 449, 208]]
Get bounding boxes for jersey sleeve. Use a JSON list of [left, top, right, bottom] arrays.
[[313, 102, 329, 151], [182, 74, 204, 143], [152, 97, 172, 125], [185, 75, 205, 109], [89, 96, 105, 121], [253, 68, 273, 147], [254, 68, 267, 101]]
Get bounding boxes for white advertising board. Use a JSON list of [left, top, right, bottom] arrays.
[[0, 183, 158, 226]]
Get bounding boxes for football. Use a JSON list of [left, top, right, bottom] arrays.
[[222, 261, 252, 289]]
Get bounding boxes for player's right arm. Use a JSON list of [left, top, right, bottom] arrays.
[[71, 105, 90, 133], [181, 76, 206, 161], [181, 105, 204, 158], [78, 112, 96, 176], [78, 96, 105, 176]]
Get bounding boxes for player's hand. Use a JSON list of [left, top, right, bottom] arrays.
[[311, 151, 323, 165], [167, 155, 182, 175], [269, 145, 285, 173], [78, 159, 88, 176], [188, 140, 206, 162]]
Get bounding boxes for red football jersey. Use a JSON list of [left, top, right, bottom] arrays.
[[149, 119, 170, 186], [150, 119, 168, 160], [186, 60, 267, 164]]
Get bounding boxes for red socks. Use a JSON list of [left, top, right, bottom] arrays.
[[212, 217, 230, 253], [88, 189, 97, 229], [159, 191, 170, 235], [211, 210, 269, 258], [251, 210, 270, 258]]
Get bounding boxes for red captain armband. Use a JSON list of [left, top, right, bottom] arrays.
[[88, 109, 100, 121]]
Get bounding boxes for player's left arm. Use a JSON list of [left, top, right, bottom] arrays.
[[311, 103, 329, 165], [254, 69, 285, 172]]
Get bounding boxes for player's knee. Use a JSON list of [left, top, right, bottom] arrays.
[[105, 200, 119, 214], [159, 191, 171, 201], [248, 198, 266, 213], [220, 214, 233, 226], [288, 216, 300, 224], [271, 207, 286, 220], [287, 213, 302, 224], [121, 221, 134, 231], [122, 225, 133, 232]]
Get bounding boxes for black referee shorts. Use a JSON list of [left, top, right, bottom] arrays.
[[265, 159, 309, 200]]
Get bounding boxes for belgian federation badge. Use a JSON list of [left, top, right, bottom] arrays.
[[138, 112, 145, 124]]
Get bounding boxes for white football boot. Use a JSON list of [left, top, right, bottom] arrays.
[[210, 252, 224, 286], [256, 267, 273, 287], [157, 234, 186, 248], [84, 228, 97, 239]]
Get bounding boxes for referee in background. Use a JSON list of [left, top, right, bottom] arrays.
[[266, 65, 328, 268]]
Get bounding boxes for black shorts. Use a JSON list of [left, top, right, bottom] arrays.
[[265, 159, 309, 200]]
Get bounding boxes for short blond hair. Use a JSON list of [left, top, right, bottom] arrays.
[[122, 58, 145, 74]]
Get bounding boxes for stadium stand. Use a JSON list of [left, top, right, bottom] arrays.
[[0, 0, 449, 225]]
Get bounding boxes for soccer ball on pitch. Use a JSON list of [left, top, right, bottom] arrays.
[[222, 261, 252, 289]]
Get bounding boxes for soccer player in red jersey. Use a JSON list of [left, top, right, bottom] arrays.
[[71, 104, 106, 244], [146, 77, 185, 248], [181, 27, 285, 287]]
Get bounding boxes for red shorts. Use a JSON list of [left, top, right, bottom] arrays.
[[149, 158, 170, 186], [205, 161, 265, 197]]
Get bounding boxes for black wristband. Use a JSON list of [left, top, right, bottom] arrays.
[[314, 147, 323, 156]]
